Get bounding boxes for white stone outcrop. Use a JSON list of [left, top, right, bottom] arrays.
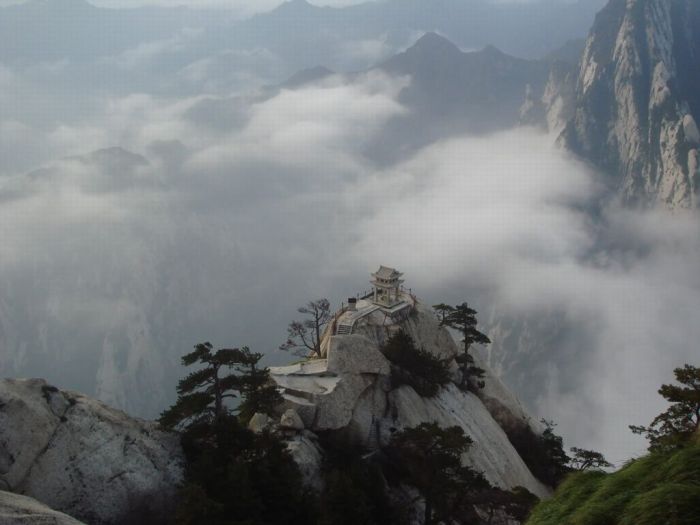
[[271, 325, 393, 432], [280, 409, 305, 431], [386, 384, 550, 499], [326, 334, 391, 376], [0, 378, 183, 525], [248, 412, 273, 433], [271, 297, 552, 500], [286, 431, 324, 491], [0, 490, 86, 525]]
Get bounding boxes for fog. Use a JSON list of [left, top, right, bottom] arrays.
[[1, 0, 697, 466]]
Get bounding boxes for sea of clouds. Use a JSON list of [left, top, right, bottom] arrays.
[[1, 41, 698, 467]]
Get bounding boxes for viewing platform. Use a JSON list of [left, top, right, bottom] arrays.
[[334, 265, 415, 336]]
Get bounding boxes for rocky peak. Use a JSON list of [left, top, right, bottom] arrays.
[[407, 31, 464, 60], [561, 0, 700, 208], [268, 295, 550, 501], [268, 0, 318, 17]]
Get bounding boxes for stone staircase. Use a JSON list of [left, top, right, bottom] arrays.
[[336, 323, 353, 335]]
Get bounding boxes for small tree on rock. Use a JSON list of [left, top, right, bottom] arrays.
[[159, 342, 281, 429], [432, 303, 452, 324], [436, 302, 491, 392], [280, 298, 331, 358], [540, 419, 571, 484], [159, 342, 244, 431], [387, 422, 490, 525], [237, 348, 284, 425], [630, 364, 700, 451], [160, 342, 311, 525], [569, 447, 613, 471], [382, 330, 451, 397]]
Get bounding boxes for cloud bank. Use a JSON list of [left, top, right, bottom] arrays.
[[1, 61, 698, 467]]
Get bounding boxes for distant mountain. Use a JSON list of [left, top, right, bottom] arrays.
[[274, 33, 553, 163], [354, 33, 550, 162], [0, 0, 229, 64], [232, 0, 608, 60], [544, 39, 586, 66], [560, 0, 700, 208], [519, 40, 583, 134], [379, 33, 550, 129], [0, 0, 607, 70]]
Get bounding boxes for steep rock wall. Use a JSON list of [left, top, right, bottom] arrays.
[[0, 378, 183, 525], [561, 0, 700, 208], [271, 299, 551, 500]]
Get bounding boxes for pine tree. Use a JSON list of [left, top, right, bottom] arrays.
[[436, 303, 490, 392], [160, 343, 309, 525], [569, 447, 613, 471], [381, 330, 450, 397], [630, 364, 700, 451], [236, 347, 284, 425], [159, 342, 245, 431], [388, 423, 489, 525]]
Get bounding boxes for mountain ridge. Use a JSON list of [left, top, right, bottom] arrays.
[[560, 0, 700, 208]]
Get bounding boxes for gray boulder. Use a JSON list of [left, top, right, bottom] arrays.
[[280, 409, 305, 431], [248, 412, 273, 433], [0, 378, 183, 525], [0, 490, 86, 525]]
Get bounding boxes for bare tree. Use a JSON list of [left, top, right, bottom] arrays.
[[279, 298, 331, 358]]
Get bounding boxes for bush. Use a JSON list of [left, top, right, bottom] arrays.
[[381, 331, 451, 397], [502, 420, 571, 487], [317, 431, 408, 525], [526, 443, 700, 525]]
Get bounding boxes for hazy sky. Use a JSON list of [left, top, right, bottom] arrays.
[[0, 0, 370, 8], [3, 65, 698, 465], [0, 0, 578, 9], [2, 0, 689, 466]]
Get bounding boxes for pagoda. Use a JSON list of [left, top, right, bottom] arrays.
[[370, 266, 404, 308]]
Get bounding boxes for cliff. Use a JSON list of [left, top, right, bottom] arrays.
[[0, 294, 552, 524], [0, 378, 183, 525], [560, 0, 700, 208], [269, 297, 551, 503]]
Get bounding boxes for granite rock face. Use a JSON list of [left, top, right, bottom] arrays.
[[0, 490, 86, 525], [519, 47, 580, 135], [561, 0, 700, 208], [387, 384, 550, 499], [0, 378, 183, 525], [270, 296, 551, 500]]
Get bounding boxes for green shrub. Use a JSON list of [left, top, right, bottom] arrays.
[[526, 443, 700, 525], [620, 484, 700, 525], [504, 422, 572, 487], [381, 330, 451, 397]]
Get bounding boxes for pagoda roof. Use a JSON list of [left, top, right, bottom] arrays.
[[372, 265, 403, 279]]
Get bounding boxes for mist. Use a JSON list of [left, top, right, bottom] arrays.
[[1, 0, 696, 467]]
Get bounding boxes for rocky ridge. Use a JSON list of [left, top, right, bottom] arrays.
[[0, 378, 183, 525], [560, 0, 700, 208], [267, 297, 551, 503], [0, 294, 551, 524]]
